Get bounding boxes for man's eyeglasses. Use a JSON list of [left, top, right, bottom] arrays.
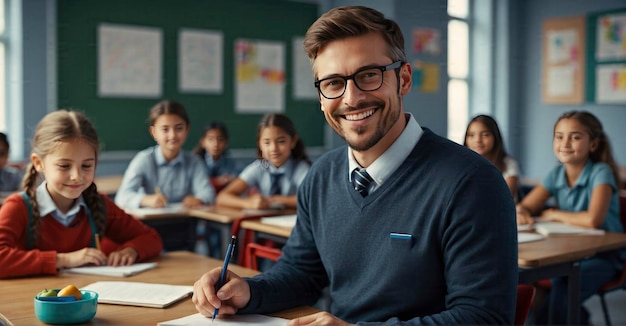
[[314, 61, 403, 100]]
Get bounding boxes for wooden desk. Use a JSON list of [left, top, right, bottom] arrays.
[[518, 232, 626, 324], [94, 175, 123, 196], [126, 206, 295, 258], [0, 251, 317, 325], [240, 219, 293, 239]]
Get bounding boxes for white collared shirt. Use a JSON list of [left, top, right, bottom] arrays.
[[36, 181, 87, 227], [348, 113, 423, 194]]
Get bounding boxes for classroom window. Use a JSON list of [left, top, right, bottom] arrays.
[[447, 0, 470, 144]]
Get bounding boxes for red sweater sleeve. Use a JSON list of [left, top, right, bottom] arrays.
[[102, 196, 163, 261], [0, 194, 58, 279]]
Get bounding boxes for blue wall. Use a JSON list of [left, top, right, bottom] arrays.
[[514, 0, 626, 181]]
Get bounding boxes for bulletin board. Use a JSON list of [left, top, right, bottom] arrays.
[[541, 16, 586, 105], [586, 8, 626, 104], [56, 0, 323, 152]]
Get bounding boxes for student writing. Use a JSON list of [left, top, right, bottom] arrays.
[[0, 132, 23, 192], [0, 110, 163, 279], [192, 6, 517, 325], [464, 114, 520, 200], [516, 110, 624, 324], [216, 113, 310, 210], [193, 121, 241, 193], [115, 100, 215, 209]]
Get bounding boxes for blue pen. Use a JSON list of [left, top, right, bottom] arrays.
[[212, 235, 237, 322]]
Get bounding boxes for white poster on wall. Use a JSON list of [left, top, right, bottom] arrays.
[[235, 39, 285, 113], [596, 13, 626, 61], [98, 24, 162, 98], [179, 29, 223, 93], [596, 63, 626, 104], [292, 37, 317, 99]]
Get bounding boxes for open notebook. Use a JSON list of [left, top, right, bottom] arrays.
[[63, 262, 157, 277], [534, 221, 605, 236], [82, 281, 193, 308]]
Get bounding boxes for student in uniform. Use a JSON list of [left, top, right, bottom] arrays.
[[192, 121, 241, 258], [115, 100, 215, 252], [216, 113, 310, 210], [516, 111, 624, 324], [0, 110, 162, 279], [0, 132, 23, 192], [464, 114, 520, 200], [192, 6, 517, 325], [193, 121, 241, 193]]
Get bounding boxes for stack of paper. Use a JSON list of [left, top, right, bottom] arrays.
[[534, 221, 605, 236], [82, 281, 193, 308], [64, 262, 157, 277]]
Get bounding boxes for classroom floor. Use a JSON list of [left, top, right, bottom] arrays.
[[585, 290, 626, 326]]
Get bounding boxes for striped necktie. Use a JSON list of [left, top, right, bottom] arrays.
[[270, 173, 283, 195], [352, 168, 374, 197]]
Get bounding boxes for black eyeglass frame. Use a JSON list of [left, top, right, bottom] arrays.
[[314, 61, 404, 99]]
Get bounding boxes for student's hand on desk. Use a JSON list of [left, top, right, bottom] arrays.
[[245, 193, 269, 209], [182, 195, 203, 208], [288, 312, 354, 326], [107, 247, 138, 266], [142, 193, 168, 208], [56, 248, 107, 269], [192, 267, 251, 317], [539, 208, 559, 221], [516, 205, 535, 226]]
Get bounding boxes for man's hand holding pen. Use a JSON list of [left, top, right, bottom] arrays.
[[191, 267, 251, 319]]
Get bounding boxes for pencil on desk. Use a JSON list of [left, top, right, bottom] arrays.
[[155, 186, 161, 194], [95, 233, 102, 251]]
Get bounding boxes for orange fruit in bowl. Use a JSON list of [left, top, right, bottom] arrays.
[[57, 284, 82, 300]]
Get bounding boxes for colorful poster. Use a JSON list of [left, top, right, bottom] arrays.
[[546, 29, 579, 64], [178, 29, 223, 93], [412, 28, 441, 56], [235, 39, 285, 113], [98, 24, 162, 98], [412, 61, 440, 93], [596, 63, 626, 104], [596, 13, 626, 61]]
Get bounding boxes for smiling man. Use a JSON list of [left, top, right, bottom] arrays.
[[192, 6, 518, 325]]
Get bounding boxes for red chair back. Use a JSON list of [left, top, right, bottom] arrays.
[[515, 284, 535, 326], [246, 242, 282, 270]]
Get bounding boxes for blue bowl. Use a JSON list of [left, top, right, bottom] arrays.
[[34, 290, 98, 324]]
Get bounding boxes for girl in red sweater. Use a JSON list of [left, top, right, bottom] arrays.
[[0, 110, 163, 279]]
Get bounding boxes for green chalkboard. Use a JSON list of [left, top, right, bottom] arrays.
[[57, 0, 323, 152]]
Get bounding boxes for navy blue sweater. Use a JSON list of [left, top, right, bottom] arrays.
[[242, 129, 518, 325]]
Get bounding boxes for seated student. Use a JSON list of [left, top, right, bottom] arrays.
[[0, 132, 23, 192], [216, 113, 310, 210], [193, 121, 241, 193], [464, 114, 520, 200], [192, 121, 241, 258], [115, 100, 215, 252], [0, 110, 162, 279], [516, 111, 624, 324]]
